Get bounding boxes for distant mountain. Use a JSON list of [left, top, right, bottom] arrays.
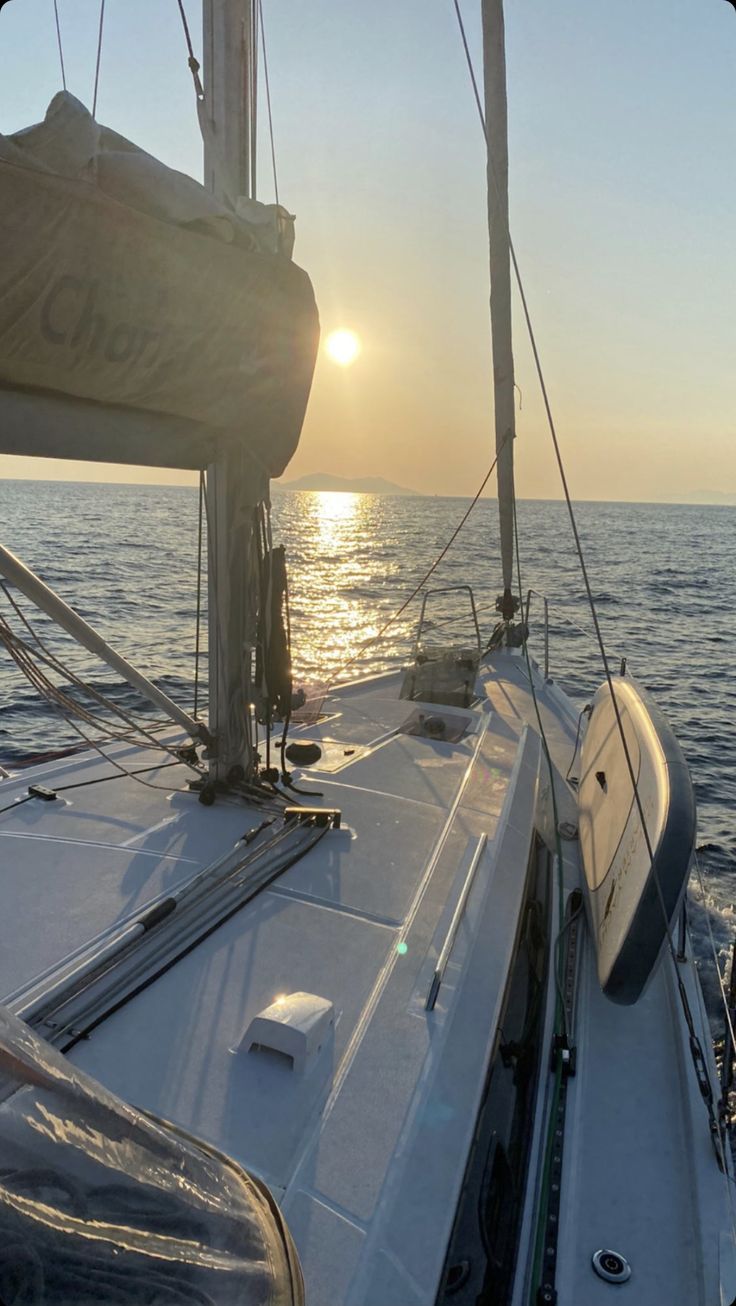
[[277, 472, 419, 496]]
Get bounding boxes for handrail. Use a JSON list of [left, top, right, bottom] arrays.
[[426, 833, 488, 1010], [523, 590, 626, 684], [414, 585, 481, 658]]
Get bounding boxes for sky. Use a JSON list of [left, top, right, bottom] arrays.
[[0, 0, 735, 501]]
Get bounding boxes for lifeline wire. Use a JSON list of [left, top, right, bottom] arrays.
[[53, 0, 67, 90], [92, 0, 105, 118]]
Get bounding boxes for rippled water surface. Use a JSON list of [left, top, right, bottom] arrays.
[[0, 481, 733, 1013]]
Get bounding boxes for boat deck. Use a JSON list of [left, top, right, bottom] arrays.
[[0, 652, 729, 1305]]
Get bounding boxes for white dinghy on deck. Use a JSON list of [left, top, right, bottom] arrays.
[[0, 1, 732, 1304]]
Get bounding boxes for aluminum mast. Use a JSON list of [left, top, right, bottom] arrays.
[[481, 0, 518, 622]]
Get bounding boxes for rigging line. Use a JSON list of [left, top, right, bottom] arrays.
[[452, 0, 485, 129], [0, 619, 135, 745], [91, 0, 105, 119], [176, 0, 204, 98], [55, 760, 181, 793], [52, 0, 67, 90], [258, 0, 280, 206], [452, 0, 708, 1043], [250, 0, 258, 199], [194, 471, 205, 720], [0, 585, 197, 767], [565, 704, 591, 784], [0, 600, 205, 787], [44, 709, 191, 795], [325, 441, 507, 688], [456, 0, 733, 1219], [0, 615, 150, 748], [452, 0, 611, 674], [477, 30, 734, 1218], [0, 761, 183, 820], [453, 7, 670, 915]]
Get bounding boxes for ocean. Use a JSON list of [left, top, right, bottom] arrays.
[[0, 480, 732, 1021]]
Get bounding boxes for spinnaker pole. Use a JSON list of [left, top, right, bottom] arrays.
[[481, 0, 518, 622]]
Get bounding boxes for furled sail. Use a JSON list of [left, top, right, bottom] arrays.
[[0, 93, 319, 475]]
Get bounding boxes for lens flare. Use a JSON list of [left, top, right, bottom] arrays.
[[325, 329, 361, 367]]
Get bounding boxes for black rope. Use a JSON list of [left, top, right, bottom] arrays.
[[0, 762, 186, 820], [565, 705, 591, 784], [194, 471, 205, 720]]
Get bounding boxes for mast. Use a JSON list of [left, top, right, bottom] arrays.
[[481, 0, 518, 623], [202, 0, 262, 783]]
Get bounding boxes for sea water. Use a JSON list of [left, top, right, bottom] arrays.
[[0, 480, 732, 1018]]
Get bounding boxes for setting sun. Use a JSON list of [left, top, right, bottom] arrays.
[[325, 328, 361, 367]]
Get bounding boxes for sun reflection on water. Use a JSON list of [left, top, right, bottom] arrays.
[[313, 491, 360, 551], [283, 491, 389, 683], [272, 489, 499, 693]]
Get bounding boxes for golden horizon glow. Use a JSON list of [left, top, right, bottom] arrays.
[[325, 328, 361, 367]]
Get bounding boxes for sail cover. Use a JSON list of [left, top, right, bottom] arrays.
[[0, 1002, 303, 1303], [0, 93, 319, 475]]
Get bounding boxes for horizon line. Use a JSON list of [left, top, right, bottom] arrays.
[[0, 476, 734, 508]]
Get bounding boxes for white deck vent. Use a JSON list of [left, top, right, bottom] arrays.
[[242, 992, 334, 1073]]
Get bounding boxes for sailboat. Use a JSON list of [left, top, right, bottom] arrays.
[[0, 2, 732, 1303]]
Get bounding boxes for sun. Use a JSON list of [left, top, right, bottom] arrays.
[[325, 328, 361, 367]]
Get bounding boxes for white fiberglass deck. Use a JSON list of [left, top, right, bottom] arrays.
[[0, 652, 730, 1305]]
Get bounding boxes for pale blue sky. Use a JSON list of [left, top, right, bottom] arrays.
[[0, 0, 734, 500]]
